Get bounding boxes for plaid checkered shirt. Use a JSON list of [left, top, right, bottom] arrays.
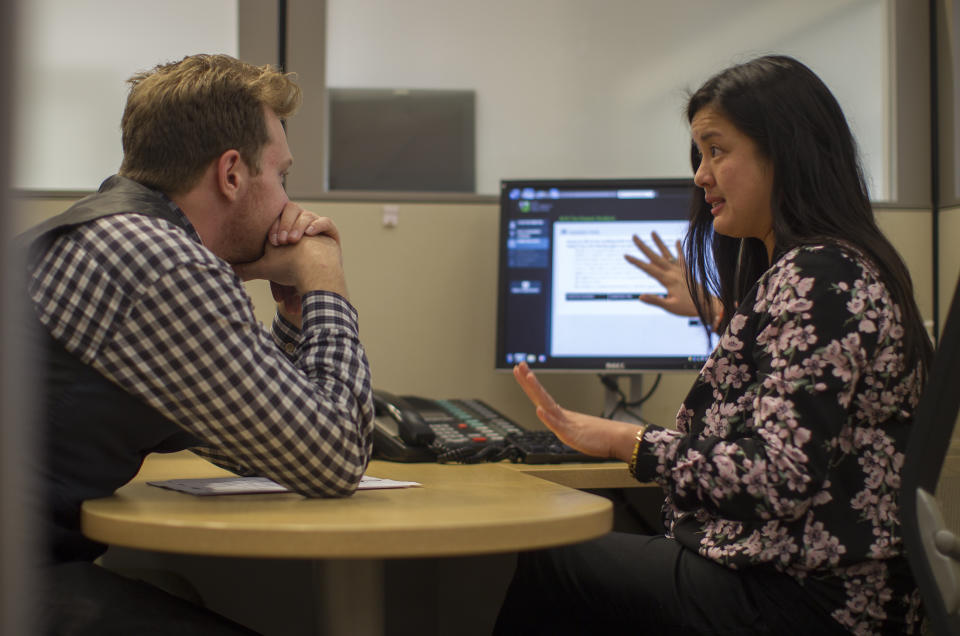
[[27, 195, 374, 497]]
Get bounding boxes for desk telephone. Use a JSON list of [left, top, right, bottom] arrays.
[[371, 390, 609, 464]]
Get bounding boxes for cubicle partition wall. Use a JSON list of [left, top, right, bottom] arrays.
[[11, 195, 938, 432]]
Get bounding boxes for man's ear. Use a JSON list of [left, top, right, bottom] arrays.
[[216, 149, 245, 202]]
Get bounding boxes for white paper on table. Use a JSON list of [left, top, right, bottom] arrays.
[[147, 475, 421, 496]]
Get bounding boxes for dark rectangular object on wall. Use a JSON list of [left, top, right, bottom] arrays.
[[328, 88, 475, 192]]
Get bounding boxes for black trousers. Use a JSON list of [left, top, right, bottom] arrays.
[[494, 533, 850, 635], [40, 561, 261, 636]]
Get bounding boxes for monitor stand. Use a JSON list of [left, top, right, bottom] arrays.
[[602, 375, 648, 424]]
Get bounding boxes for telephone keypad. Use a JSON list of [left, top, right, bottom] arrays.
[[416, 399, 522, 448]]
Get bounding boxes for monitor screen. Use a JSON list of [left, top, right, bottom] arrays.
[[495, 178, 716, 373]]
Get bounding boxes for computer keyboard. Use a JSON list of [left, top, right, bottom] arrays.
[[504, 430, 614, 464]]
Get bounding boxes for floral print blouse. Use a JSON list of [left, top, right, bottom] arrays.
[[632, 244, 925, 634]]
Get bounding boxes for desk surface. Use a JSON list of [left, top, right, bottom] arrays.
[[510, 460, 643, 489], [82, 452, 616, 559]]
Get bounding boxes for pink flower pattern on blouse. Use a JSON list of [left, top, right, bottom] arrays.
[[633, 245, 924, 634]]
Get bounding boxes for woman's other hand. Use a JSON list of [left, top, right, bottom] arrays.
[[625, 232, 698, 317], [513, 362, 640, 462]]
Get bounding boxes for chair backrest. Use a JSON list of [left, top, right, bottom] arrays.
[[903, 276, 960, 636]]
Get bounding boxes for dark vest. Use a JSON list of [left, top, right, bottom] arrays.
[[22, 175, 200, 563]]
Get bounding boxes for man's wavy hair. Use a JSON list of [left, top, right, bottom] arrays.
[[118, 54, 301, 194]]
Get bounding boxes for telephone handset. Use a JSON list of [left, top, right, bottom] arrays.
[[372, 390, 438, 462]]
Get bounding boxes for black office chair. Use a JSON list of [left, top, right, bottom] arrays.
[[903, 275, 960, 636]]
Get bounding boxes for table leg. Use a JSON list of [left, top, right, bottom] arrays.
[[314, 559, 384, 636]]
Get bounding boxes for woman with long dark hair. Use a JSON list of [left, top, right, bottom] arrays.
[[495, 55, 932, 635]]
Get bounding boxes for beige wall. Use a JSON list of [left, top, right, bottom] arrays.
[[13, 196, 939, 431], [12, 196, 692, 429], [875, 208, 935, 335]]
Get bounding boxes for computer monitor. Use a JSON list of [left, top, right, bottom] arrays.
[[495, 178, 715, 373], [327, 88, 475, 192]]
